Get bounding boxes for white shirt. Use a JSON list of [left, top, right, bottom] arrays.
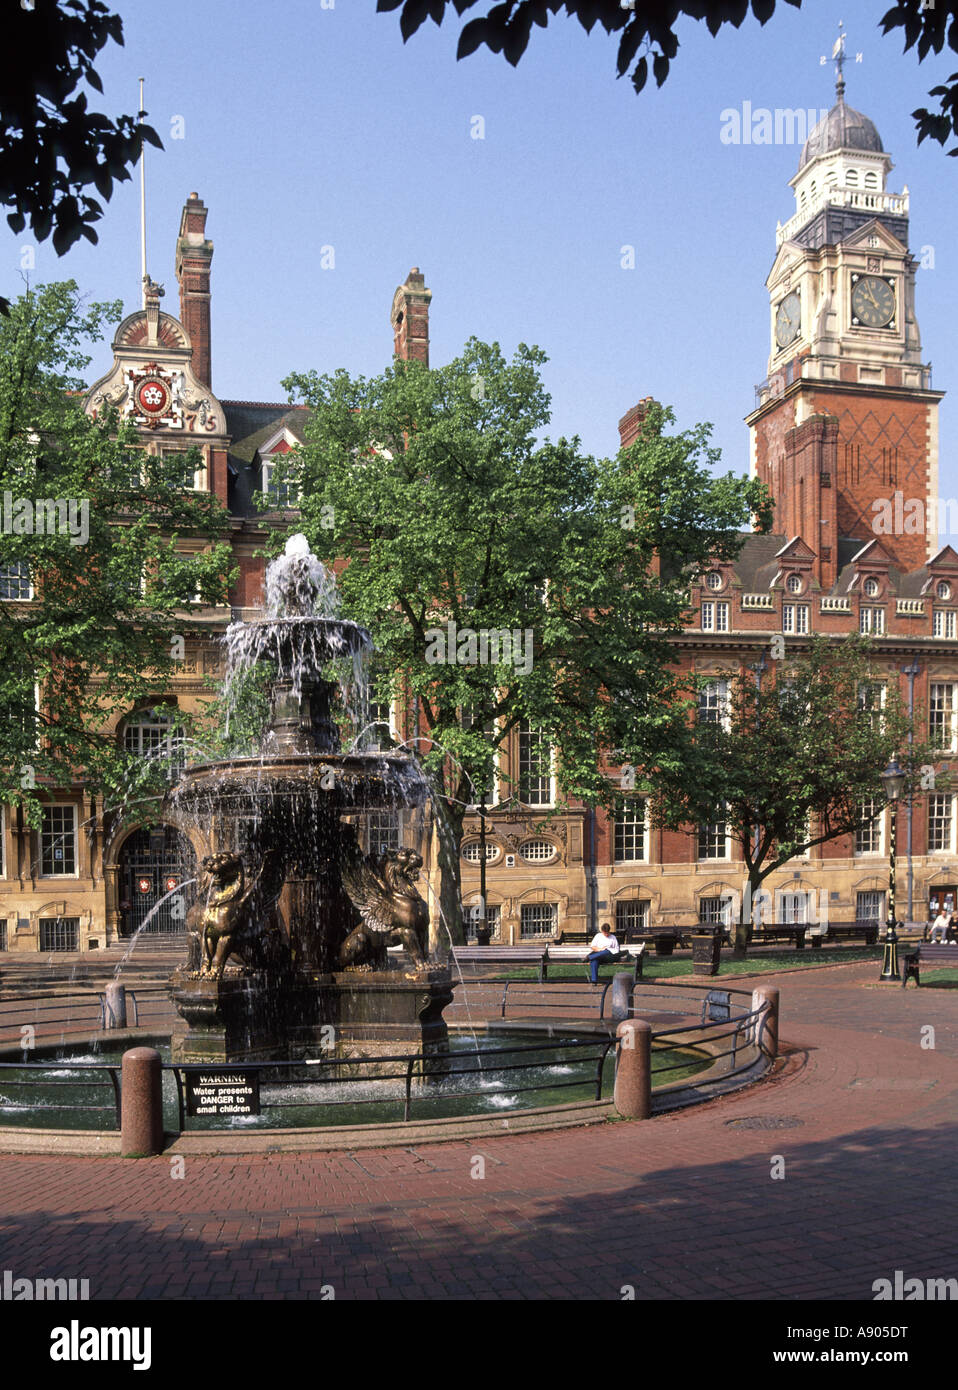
[[934, 913, 949, 933], [590, 931, 619, 953]]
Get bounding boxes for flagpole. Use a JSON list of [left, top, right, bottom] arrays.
[[139, 77, 147, 306]]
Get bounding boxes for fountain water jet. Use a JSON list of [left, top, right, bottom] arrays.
[[167, 535, 453, 1065]]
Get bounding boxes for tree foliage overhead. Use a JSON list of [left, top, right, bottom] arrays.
[[0, 0, 162, 309], [648, 635, 939, 953], [377, 0, 958, 155], [282, 339, 770, 938], [0, 282, 234, 819]]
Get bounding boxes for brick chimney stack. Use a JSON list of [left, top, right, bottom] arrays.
[[391, 267, 432, 366], [175, 193, 213, 389], [617, 397, 655, 450]]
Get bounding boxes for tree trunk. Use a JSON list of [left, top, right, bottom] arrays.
[[733, 870, 762, 959], [428, 794, 466, 955]]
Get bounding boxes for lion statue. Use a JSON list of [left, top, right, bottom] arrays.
[[186, 849, 286, 980], [338, 833, 430, 973]]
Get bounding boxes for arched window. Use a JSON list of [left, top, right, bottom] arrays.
[[123, 708, 185, 777], [846, 168, 859, 186], [864, 170, 878, 189]]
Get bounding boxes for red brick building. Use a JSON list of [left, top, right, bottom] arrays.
[[1, 85, 955, 955]]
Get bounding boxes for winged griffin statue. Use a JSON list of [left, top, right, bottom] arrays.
[[338, 826, 430, 973]]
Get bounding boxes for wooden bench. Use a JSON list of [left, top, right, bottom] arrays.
[[560, 929, 686, 956], [719, 923, 806, 949], [632, 930, 689, 956], [809, 922, 880, 949], [453, 946, 549, 982], [546, 943, 646, 981], [902, 942, 958, 987]]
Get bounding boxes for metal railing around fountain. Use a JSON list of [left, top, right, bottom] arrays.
[[0, 989, 175, 1043], [451, 977, 775, 1097], [167, 1034, 618, 1129], [628, 984, 775, 1104], [487, 979, 617, 1019], [0, 992, 105, 1044], [0, 1058, 122, 1128], [0, 979, 775, 1140]]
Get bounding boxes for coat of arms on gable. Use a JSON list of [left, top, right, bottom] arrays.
[[89, 363, 218, 434]]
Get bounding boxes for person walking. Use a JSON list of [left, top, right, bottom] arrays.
[[585, 921, 625, 985]]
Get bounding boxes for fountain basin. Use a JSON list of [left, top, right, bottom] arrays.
[[0, 1029, 712, 1132], [174, 751, 428, 813]]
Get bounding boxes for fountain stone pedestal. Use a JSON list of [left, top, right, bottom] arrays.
[[169, 969, 293, 1064], [169, 963, 454, 1066]]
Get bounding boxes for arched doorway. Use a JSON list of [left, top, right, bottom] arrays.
[[117, 826, 197, 937]]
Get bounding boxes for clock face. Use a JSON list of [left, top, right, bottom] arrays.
[[851, 275, 895, 329], [775, 292, 801, 349]]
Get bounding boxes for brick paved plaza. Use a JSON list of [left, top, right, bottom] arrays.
[[1, 959, 956, 1303]]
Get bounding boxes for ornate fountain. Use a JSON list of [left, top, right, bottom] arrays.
[[167, 535, 453, 1064]]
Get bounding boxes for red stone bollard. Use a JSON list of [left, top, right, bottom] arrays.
[[614, 1019, 652, 1120], [750, 986, 780, 1060], [121, 1047, 164, 1157]]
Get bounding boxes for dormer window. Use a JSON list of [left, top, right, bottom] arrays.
[[262, 457, 300, 508], [704, 571, 723, 591], [786, 574, 803, 595], [863, 577, 880, 598], [937, 580, 952, 601]]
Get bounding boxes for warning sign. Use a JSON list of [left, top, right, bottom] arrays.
[[184, 1072, 261, 1118]]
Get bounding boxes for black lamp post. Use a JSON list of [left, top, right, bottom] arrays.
[[476, 792, 491, 946], [880, 757, 907, 981], [902, 659, 921, 925]]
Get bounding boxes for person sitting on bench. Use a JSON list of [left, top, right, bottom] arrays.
[[930, 910, 950, 944], [585, 921, 626, 985]]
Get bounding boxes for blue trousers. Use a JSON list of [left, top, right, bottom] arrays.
[[588, 949, 618, 983]]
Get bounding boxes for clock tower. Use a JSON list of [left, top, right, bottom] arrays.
[[745, 57, 944, 587]]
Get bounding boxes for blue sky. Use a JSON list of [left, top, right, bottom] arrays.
[[11, 0, 958, 500]]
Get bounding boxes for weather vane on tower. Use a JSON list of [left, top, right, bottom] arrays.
[[821, 20, 862, 102]]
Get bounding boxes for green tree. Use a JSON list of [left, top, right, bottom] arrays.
[[1, 0, 162, 309], [0, 281, 234, 823], [281, 341, 769, 946], [648, 635, 938, 955], [378, 0, 958, 156]]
